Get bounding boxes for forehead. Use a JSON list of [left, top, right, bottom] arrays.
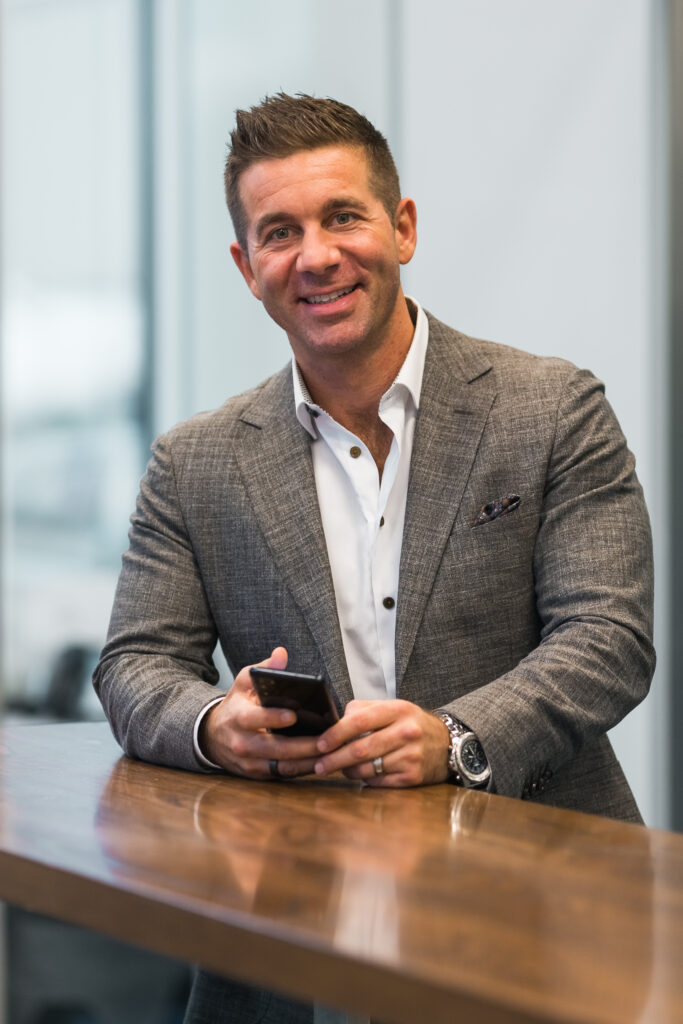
[[238, 145, 375, 224]]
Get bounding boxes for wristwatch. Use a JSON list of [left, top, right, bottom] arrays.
[[434, 711, 491, 788]]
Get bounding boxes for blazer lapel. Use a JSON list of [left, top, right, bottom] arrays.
[[232, 369, 353, 704], [395, 316, 497, 692]]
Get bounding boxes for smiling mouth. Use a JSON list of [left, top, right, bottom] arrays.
[[302, 285, 358, 305]]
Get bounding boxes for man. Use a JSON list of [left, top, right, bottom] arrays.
[[94, 93, 654, 1021]]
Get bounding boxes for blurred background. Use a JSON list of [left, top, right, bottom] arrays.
[[0, 0, 680, 1021]]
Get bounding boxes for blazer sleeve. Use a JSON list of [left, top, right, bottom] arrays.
[[93, 432, 223, 771], [445, 367, 655, 801]]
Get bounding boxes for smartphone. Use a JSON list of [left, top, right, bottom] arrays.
[[249, 666, 339, 737]]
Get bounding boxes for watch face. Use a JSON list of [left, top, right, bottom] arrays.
[[461, 737, 489, 779]]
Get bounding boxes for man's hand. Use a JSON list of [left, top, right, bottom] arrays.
[[314, 699, 450, 787], [199, 647, 321, 779]]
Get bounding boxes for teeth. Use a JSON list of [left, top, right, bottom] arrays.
[[305, 286, 355, 305]]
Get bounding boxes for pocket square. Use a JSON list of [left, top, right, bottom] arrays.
[[472, 493, 521, 527]]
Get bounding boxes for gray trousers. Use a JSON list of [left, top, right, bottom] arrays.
[[183, 970, 313, 1024], [183, 970, 369, 1024]]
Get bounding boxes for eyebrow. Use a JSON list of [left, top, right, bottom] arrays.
[[253, 196, 371, 241], [322, 196, 370, 215]]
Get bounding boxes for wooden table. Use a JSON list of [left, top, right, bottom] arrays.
[[0, 722, 682, 1023]]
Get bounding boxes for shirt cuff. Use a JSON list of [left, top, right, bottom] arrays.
[[193, 697, 225, 770]]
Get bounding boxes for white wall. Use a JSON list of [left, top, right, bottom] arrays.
[[398, 0, 669, 826]]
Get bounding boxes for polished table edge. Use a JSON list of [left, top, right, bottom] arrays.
[[1, 720, 682, 1024]]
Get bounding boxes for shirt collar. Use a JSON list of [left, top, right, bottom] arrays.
[[293, 297, 429, 438]]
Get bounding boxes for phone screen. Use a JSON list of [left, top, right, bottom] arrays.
[[249, 667, 339, 736]]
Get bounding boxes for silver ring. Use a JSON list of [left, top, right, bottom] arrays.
[[269, 759, 282, 778], [372, 756, 384, 776]]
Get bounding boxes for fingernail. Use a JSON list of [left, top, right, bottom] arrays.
[[314, 761, 325, 775], [317, 739, 328, 752]]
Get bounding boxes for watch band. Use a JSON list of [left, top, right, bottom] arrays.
[[434, 710, 491, 789]]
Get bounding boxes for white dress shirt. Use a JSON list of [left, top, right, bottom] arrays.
[[293, 299, 428, 702]]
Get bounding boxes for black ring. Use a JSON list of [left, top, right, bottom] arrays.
[[269, 759, 282, 778]]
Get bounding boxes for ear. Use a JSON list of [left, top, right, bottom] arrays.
[[394, 198, 417, 266], [230, 242, 262, 300]]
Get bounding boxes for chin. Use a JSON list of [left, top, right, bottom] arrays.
[[304, 331, 371, 358]]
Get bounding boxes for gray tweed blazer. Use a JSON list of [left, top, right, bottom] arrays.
[[94, 314, 655, 822]]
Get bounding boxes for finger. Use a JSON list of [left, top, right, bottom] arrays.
[[246, 731, 322, 761], [316, 700, 399, 754], [227, 720, 320, 762], [343, 758, 417, 788], [343, 729, 442, 788], [236, 754, 319, 781], [237, 702, 298, 733], [271, 756, 319, 779], [315, 725, 404, 777], [232, 696, 323, 756], [342, 750, 397, 782], [226, 740, 320, 779]]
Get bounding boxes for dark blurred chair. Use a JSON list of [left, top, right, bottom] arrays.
[[6, 643, 97, 721]]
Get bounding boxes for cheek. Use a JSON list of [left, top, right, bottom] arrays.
[[253, 258, 291, 299], [370, 249, 402, 291]]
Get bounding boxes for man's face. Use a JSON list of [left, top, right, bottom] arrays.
[[230, 146, 417, 369]]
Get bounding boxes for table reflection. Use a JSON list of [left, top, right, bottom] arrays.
[[95, 757, 657, 1021]]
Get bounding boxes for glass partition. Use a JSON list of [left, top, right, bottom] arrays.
[[1, 0, 149, 721]]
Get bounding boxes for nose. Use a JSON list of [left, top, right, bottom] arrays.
[[295, 227, 340, 275]]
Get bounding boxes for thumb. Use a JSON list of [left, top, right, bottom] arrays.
[[266, 646, 289, 670], [235, 647, 289, 693]]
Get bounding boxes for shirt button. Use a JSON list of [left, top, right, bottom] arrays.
[[349, 445, 362, 459], [383, 596, 395, 609], [379, 516, 385, 527]]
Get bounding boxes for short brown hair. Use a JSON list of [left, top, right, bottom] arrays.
[[225, 93, 401, 249]]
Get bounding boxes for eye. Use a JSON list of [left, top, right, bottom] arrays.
[[333, 211, 356, 226], [269, 226, 290, 241]]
